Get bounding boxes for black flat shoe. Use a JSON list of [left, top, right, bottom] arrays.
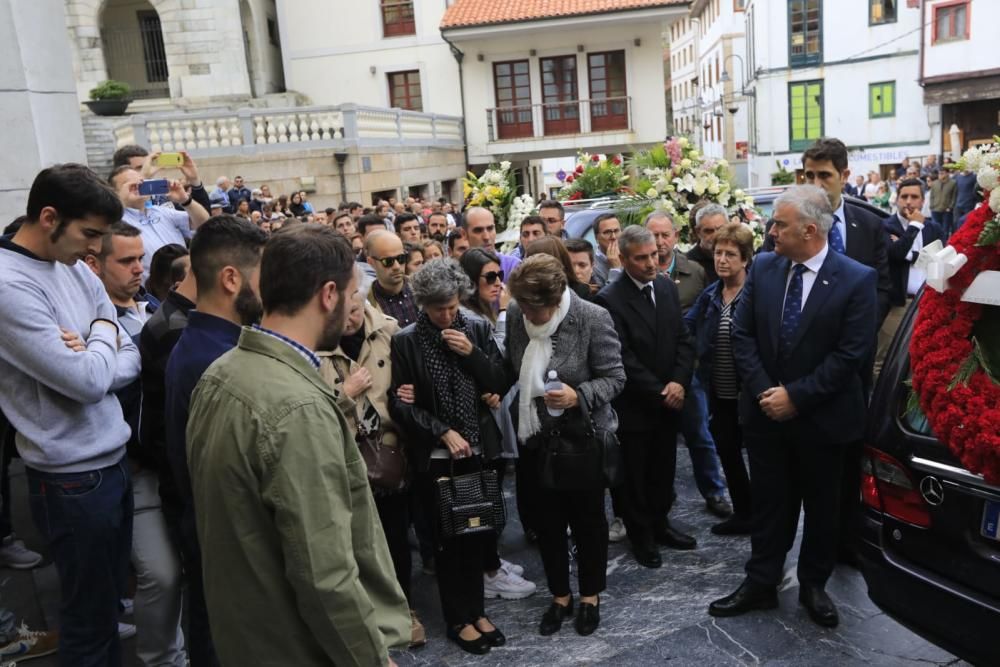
[[799, 585, 839, 628], [539, 599, 574, 636], [654, 523, 697, 550], [475, 618, 506, 647], [632, 543, 662, 569], [708, 580, 778, 617], [575, 600, 600, 636], [446, 625, 491, 655], [711, 515, 753, 536]]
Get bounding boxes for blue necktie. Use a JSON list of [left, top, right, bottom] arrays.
[[779, 264, 807, 354], [829, 214, 846, 254]]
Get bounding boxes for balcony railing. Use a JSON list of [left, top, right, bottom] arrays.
[[113, 103, 464, 155], [486, 96, 632, 142]]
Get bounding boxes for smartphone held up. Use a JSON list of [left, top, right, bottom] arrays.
[[138, 179, 170, 196], [154, 152, 184, 168]]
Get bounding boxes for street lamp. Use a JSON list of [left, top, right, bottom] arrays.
[[720, 53, 755, 101]]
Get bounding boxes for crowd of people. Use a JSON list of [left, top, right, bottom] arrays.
[[846, 153, 979, 237], [0, 135, 959, 665]]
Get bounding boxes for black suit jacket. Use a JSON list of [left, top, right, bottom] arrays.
[[763, 199, 891, 325], [882, 215, 946, 306], [731, 251, 878, 444], [593, 273, 695, 433]]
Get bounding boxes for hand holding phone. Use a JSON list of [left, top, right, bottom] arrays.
[[154, 152, 184, 168], [138, 179, 170, 196]]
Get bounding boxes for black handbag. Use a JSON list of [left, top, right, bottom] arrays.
[[538, 393, 622, 490], [434, 459, 506, 538]]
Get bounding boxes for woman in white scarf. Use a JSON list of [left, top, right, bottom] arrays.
[[505, 255, 626, 639]]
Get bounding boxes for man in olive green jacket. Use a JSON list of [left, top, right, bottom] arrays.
[[186, 225, 409, 666]]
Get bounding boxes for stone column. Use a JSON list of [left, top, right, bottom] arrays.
[[0, 0, 87, 223]]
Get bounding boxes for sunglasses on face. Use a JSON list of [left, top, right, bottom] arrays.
[[372, 253, 408, 268], [481, 270, 505, 285]]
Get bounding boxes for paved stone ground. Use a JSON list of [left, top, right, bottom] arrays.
[[0, 451, 968, 666]]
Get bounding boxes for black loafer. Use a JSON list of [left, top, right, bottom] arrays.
[[446, 625, 491, 655], [539, 599, 574, 636], [575, 600, 600, 636], [475, 618, 506, 647], [799, 586, 839, 628], [708, 580, 778, 617], [711, 515, 753, 536], [654, 523, 697, 550], [632, 543, 662, 569]]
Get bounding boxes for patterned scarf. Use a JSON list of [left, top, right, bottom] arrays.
[[415, 310, 481, 447]]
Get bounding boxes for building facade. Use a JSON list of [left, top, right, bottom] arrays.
[[441, 0, 688, 195], [920, 0, 1000, 159], [276, 0, 461, 116], [743, 0, 935, 186]]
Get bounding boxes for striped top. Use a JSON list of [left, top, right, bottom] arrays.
[[711, 291, 741, 400], [251, 325, 321, 370]]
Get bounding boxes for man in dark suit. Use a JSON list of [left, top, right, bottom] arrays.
[[708, 185, 877, 628], [763, 138, 890, 327], [877, 178, 946, 366], [594, 226, 696, 569]]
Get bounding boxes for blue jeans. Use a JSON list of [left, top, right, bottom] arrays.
[[680, 377, 727, 498], [27, 459, 133, 667]]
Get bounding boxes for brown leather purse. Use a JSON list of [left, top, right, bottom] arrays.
[[357, 423, 408, 492]]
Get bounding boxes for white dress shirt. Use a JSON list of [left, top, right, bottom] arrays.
[[628, 273, 655, 306], [784, 242, 830, 312], [900, 215, 927, 296]]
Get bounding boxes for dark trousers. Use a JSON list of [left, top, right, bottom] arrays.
[[744, 433, 845, 588], [481, 459, 505, 573], [838, 440, 864, 557], [179, 500, 218, 666], [375, 491, 412, 602], [0, 424, 15, 540], [708, 394, 752, 519], [515, 450, 541, 535], [931, 210, 954, 236], [619, 419, 678, 547], [27, 459, 133, 667], [536, 488, 608, 597], [418, 458, 489, 629]]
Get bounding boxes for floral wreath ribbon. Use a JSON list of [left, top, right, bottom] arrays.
[[915, 240, 968, 293]]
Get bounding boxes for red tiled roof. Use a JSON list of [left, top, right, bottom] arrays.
[[441, 0, 689, 30]]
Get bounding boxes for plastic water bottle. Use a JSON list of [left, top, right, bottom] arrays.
[[545, 370, 564, 417]]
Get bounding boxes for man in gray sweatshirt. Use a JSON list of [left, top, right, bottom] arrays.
[[0, 164, 139, 666]]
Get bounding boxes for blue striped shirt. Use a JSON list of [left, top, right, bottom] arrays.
[[251, 325, 320, 370]]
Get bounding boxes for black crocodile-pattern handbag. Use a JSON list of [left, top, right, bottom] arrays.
[[435, 460, 506, 538]]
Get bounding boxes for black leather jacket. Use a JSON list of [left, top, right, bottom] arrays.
[[388, 316, 507, 472]]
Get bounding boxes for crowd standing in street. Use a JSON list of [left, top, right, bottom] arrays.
[[0, 133, 954, 664]]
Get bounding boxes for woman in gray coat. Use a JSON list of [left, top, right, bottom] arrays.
[[505, 255, 626, 637]]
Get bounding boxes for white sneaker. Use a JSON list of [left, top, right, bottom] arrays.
[[118, 622, 136, 640], [499, 558, 524, 577], [120, 598, 134, 616], [0, 536, 42, 570], [484, 568, 536, 600], [608, 517, 627, 543]]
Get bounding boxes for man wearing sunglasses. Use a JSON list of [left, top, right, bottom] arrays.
[[366, 230, 419, 327]]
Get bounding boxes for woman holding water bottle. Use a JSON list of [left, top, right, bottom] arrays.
[[504, 255, 626, 637]]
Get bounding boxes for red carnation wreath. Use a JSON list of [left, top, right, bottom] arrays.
[[910, 198, 1000, 484]]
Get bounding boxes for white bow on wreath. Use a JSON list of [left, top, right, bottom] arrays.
[[915, 240, 968, 293]]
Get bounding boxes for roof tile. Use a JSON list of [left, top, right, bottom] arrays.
[[441, 0, 688, 30]]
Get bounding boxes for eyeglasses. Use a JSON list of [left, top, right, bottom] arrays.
[[371, 253, 408, 268], [599, 228, 621, 237], [481, 270, 505, 285]]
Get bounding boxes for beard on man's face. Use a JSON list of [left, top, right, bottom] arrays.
[[316, 292, 349, 352], [430, 232, 446, 243], [234, 283, 264, 326]]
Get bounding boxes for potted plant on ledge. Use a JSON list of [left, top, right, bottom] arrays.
[[85, 80, 132, 116]]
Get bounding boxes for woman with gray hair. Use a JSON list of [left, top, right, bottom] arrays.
[[388, 258, 508, 655], [506, 255, 626, 637]]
